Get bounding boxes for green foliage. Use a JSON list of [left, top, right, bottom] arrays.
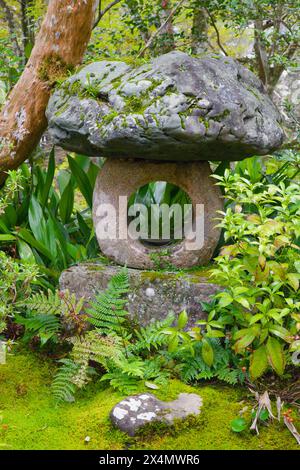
[[131, 313, 175, 353], [128, 181, 191, 246], [17, 289, 62, 316], [15, 289, 85, 347], [16, 313, 61, 346], [0, 149, 100, 279], [206, 154, 300, 380], [53, 269, 245, 403], [0, 250, 39, 334], [0, 36, 23, 91]]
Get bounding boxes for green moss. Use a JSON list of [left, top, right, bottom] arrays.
[[122, 95, 149, 114], [245, 85, 261, 101], [198, 116, 209, 130], [0, 351, 298, 450], [38, 54, 74, 87], [212, 109, 231, 122], [100, 110, 119, 126], [140, 266, 212, 284]]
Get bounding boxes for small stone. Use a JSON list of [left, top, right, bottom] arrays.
[[110, 392, 203, 436], [145, 287, 155, 298]]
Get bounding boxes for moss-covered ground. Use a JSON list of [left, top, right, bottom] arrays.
[[0, 350, 298, 450]]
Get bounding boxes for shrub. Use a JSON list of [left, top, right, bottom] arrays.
[[207, 158, 300, 380]]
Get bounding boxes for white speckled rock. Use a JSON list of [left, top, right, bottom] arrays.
[[110, 393, 203, 436]]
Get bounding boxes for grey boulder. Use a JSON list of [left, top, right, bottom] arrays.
[[46, 51, 284, 161], [110, 392, 203, 436]]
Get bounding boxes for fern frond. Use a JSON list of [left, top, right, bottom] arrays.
[[179, 357, 208, 383], [100, 370, 140, 394], [143, 357, 170, 386], [52, 359, 79, 404], [86, 268, 130, 334], [131, 313, 175, 353], [216, 368, 240, 385], [70, 331, 124, 371], [114, 357, 145, 378], [16, 313, 61, 344], [17, 290, 61, 315]]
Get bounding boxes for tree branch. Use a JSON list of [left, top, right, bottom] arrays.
[[93, 0, 122, 28], [137, 0, 185, 58], [205, 9, 228, 56]]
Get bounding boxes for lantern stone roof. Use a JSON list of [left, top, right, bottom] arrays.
[[46, 51, 284, 161]]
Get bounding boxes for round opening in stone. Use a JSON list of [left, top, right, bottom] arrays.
[[127, 181, 192, 248]]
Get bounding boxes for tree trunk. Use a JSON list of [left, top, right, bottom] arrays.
[[254, 19, 269, 90], [0, 0, 97, 182], [157, 0, 175, 54], [191, 6, 209, 55]]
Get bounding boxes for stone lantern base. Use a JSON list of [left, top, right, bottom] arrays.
[[93, 159, 223, 270], [59, 261, 221, 327]]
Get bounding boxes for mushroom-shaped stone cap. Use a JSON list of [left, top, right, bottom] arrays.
[[46, 51, 284, 161]]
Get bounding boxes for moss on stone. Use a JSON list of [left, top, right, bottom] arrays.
[[0, 350, 298, 450]]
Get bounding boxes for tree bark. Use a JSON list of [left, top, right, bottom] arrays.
[[254, 19, 269, 89], [0, 0, 97, 182], [191, 6, 209, 55], [157, 0, 175, 54]]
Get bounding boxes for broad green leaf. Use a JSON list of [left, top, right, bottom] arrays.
[[0, 234, 16, 241], [202, 338, 214, 367], [236, 297, 250, 310], [286, 273, 300, 291], [230, 417, 247, 433], [249, 346, 268, 380], [266, 337, 285, 376], [269, 325, 292, 343], [77, 212, 91, 241], [249, 314, 264, 325], [59, 180, 74, 224], [28, 195, 47, 245], [17, 240, 35, 263], [68, 155, 93, 208], [41, 149, 55, 206], [234, 332, 256, 353], [17, 228, 52, 260], [217, 292, 233, 308], [294, 261, 300, 274], [168, 334, 179, 353], [206, 330, 225, 338], [177, 310, 188, 329], [259, 409, 270, 421]]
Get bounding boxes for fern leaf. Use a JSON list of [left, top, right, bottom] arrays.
[[100, 370, 140, 394], [86, 268, 130, 334], [52, 359, 79, 404], [18, 289, 61, 315]]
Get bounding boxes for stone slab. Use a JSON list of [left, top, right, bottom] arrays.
[[59, 261, 221, 326]]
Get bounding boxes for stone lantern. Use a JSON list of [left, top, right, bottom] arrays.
[[46, 52, 283, 324]]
